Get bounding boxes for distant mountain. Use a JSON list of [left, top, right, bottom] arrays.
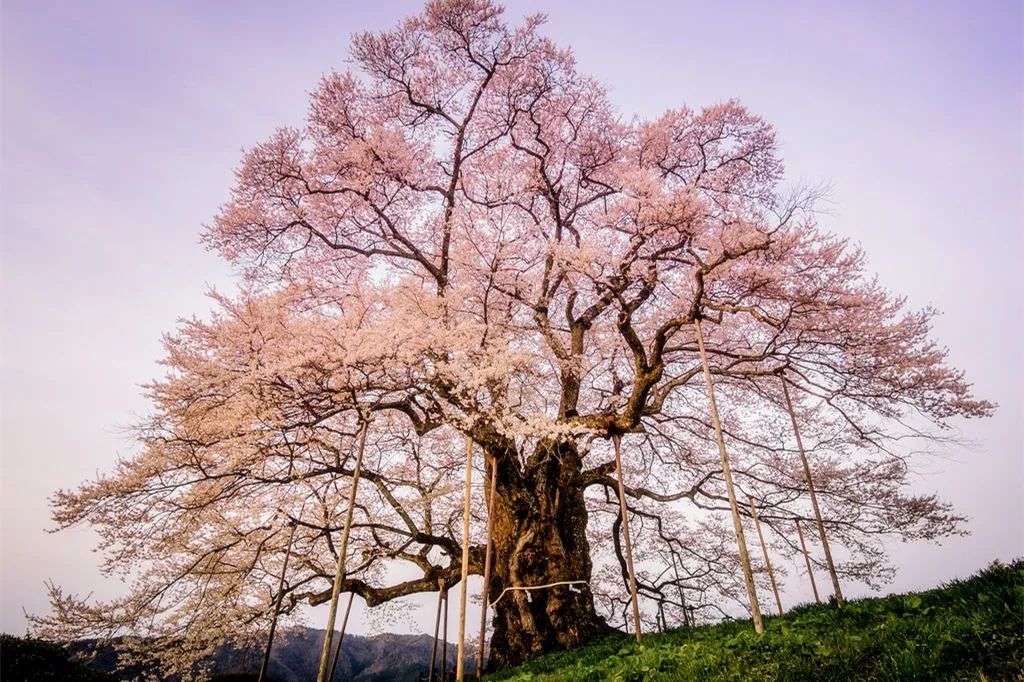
[[62, 627, 476, 681], [215, 627, 474, 681]]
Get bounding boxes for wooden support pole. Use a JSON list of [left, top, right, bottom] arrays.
[[612, 434, 643, 643], [781, 376, 844, 603], [694, 317, 764, 634], [258, 518, 298, 682], [748, 496, 783, 616], [795, 519, 821, 604], [428, 584, 443, 682], [327, 592, 355, 681], [316, 418, 371, 682], [475, 453, 499, 677], [442, 587, 449, 681], [456, 435, 473, 681]]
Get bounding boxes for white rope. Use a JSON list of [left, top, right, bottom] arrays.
[[489, 580, 588, 608]]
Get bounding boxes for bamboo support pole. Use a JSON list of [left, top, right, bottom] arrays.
[[428, 583, 443, 682], [795, 519, 821, 604], [694, 317, 763, 634], [475, 453, 499, 677], [781, 376, 844, 603], [612, 434, 643, 643], [327, 592, 356, 681], [456, 436, 473, 681], [748, 496, 783, 616], [258, 518, 298, 682], [316, 418, 371, 682]]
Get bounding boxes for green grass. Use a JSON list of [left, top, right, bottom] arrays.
[[485, 559, 1024, 682]]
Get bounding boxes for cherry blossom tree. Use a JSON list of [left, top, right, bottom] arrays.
[[32, 0, 993, 674]]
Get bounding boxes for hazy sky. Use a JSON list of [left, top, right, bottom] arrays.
[[2, 0, 1022, 642]]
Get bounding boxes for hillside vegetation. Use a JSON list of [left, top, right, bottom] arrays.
[[485, 560, 1024, 682], [0, 634, 116, 681]]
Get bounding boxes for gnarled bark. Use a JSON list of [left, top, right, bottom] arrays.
[[484, 439, 611, 670]]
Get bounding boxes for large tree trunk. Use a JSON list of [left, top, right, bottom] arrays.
[[484, 439, 610, 671]]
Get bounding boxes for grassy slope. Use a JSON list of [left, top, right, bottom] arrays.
[[485, 560, 1024, 682]]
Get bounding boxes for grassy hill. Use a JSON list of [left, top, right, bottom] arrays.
[[485, 559, 1024, 682]]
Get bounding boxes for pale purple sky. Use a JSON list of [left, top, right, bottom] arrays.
[[2, 0, 1022, 640]]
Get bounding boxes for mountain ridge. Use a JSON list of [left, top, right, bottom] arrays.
[[64, 626, 476, 681]]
